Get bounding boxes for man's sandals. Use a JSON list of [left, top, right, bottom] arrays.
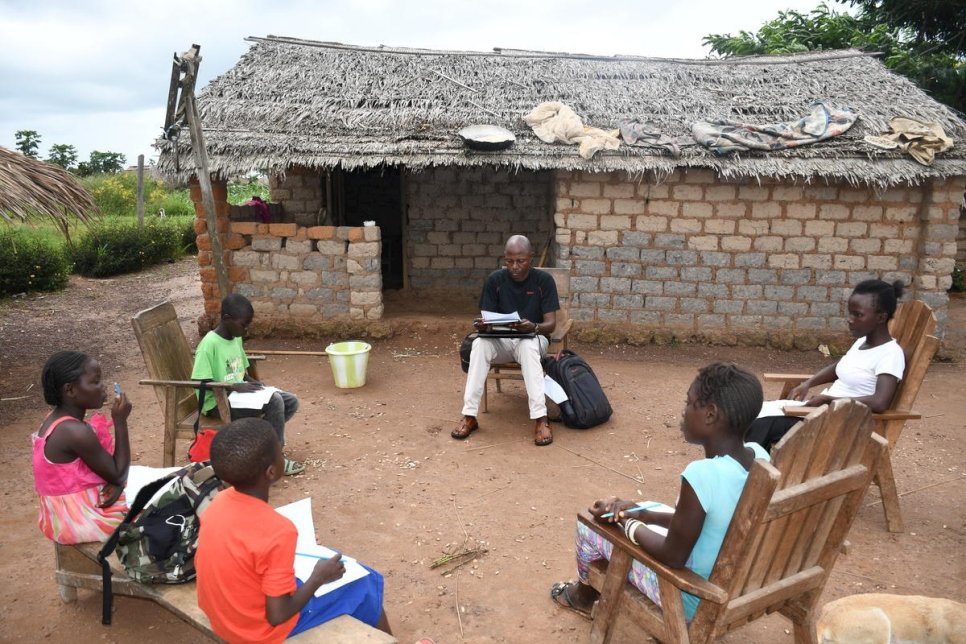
[[452, 416, 479, 440], [534, 417, 553, 446]]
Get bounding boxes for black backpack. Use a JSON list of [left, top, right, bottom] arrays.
[[542, 350, 612, 429]]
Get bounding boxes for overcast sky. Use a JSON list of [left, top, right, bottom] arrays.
[[1, 0, 833, 167]]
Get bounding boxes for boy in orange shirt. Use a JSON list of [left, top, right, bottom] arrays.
[[196, 418, 391, 642]]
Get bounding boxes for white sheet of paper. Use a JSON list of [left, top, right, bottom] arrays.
[[275, 497, 370, 597], [757, 399, 805, 419], [543, 375, 569, 403], [481, 310, 521, 324], [123, 465, 181, 505], [228, 385, 280, 410]]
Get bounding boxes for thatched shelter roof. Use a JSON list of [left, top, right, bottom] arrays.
[[0, 147, 96, 224], [157, 36, 966, 187]]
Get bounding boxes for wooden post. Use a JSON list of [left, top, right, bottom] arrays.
[[136, 154, 145, 228], [179, 46, 229, 300], [185, 94, 229, 299]]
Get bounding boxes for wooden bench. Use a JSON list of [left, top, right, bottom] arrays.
[[54, 542, 397, 643]]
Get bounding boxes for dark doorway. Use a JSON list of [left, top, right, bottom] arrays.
[[340, 166, 404, 289]]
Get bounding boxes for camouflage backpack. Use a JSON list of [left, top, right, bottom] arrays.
[[95, 461, 221, 624]]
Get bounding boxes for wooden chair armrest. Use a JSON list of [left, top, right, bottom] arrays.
[[762, 373, 812, 383], [576, 511, 728, 604], [139, 379, 235, 389], [872, 409, 922, 422], [783, 405, 818, 417], [550, 318, 573, 343], [245, 349, 328, 357]]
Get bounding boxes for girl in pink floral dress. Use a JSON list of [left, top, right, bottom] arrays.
[[32, 351, 132, 544]]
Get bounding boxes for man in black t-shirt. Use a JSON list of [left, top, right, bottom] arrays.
[[452, 235, 560, 446]]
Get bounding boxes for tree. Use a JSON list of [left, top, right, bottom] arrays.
[[46, 144, 78, 170], [76, 150, 127, 176], [14, 130, 41, 158], [703, 2, 966, 113]]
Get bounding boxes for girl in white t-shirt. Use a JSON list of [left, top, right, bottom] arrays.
[[747, 279, 906, 451]]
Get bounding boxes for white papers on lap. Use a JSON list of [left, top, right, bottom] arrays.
[[228, 385, 279, 410], [481, 310, 521, 324], [544, 375, 569, 404], [275, 497, 370, 597], [757, 399, 805, 419]]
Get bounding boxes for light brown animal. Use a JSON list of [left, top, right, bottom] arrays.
[[816, 593, 966, 644]]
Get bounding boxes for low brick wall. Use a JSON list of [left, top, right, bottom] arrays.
[[228, 222, 382, 321], [554, 169, 964, 336]]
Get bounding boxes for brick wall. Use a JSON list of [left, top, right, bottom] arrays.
[[190, 177, 382, 324], [405, 167, 555, 289], [268, 166, 324, 227], [554, 169, 965, 337]]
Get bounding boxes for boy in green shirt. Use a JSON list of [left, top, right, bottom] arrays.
[[192, 294, 304, 475]]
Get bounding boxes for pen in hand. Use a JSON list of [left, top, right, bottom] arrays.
[[600, 501, 661, 519], [295, 551, 341, 561]]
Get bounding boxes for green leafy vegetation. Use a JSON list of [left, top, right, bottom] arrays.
[[0, 227, 72, 296], [704, 1, 965, 112], [70, 219, 191, 277]]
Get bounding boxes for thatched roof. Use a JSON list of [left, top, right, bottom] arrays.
[[0, 147, 96, 224], [157, 36, 966, 187]]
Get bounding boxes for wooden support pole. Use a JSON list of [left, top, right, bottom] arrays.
[[180, 47, 229, 299], [136, 154, 145, 228]]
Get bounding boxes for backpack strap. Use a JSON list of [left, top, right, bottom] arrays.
[[194, 381, 209, 434], [96, 472, 178, 625]]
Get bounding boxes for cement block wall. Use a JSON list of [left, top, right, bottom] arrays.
[[268, 166, 324, 227], [554, 169, 964, 335], [190, 177, 382, 323], [404, 166, 555, 289]]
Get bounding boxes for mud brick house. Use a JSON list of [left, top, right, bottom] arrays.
[[157, 37, 966, 345]]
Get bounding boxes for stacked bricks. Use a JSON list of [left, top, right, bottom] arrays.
[[269, 166, 324, 227], [554, 169, 965, 334], [405, 166, 555, 288], [190, 176, 383, 321]]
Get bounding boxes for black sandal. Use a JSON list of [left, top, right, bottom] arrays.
[[550, 581, 594, 620]]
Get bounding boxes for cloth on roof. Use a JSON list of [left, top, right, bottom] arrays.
[[524, 102, 620, 160], [864, 117, 954, 166], [619, 119, 689, 157], [691, 101, 858, 155]]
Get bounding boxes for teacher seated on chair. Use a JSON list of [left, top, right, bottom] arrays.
[[452, 235, 560, 447]]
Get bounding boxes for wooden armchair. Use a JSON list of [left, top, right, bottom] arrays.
[[132, 302, 232, 466], [579, 399, 885, 643], [765, 299, 939, 532], [481, 267, 573, 413]]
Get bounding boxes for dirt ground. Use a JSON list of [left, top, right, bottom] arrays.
[[1, 258, 964, 643]]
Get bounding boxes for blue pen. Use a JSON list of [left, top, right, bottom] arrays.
[[600, 501, 661, 519], [295, 551, 340, 561]]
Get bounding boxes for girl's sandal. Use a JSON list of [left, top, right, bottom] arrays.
[[550, 580, 594, 620], [283, 458, 305, 476]]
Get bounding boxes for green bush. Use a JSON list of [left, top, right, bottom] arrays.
[[228, 176, 269, 204], [148, 189, 195, 219], [81, 173, 166, 218], [71, 220, 187, 277], [0, 227, 72, 296], [177, 216, 198, 254]]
